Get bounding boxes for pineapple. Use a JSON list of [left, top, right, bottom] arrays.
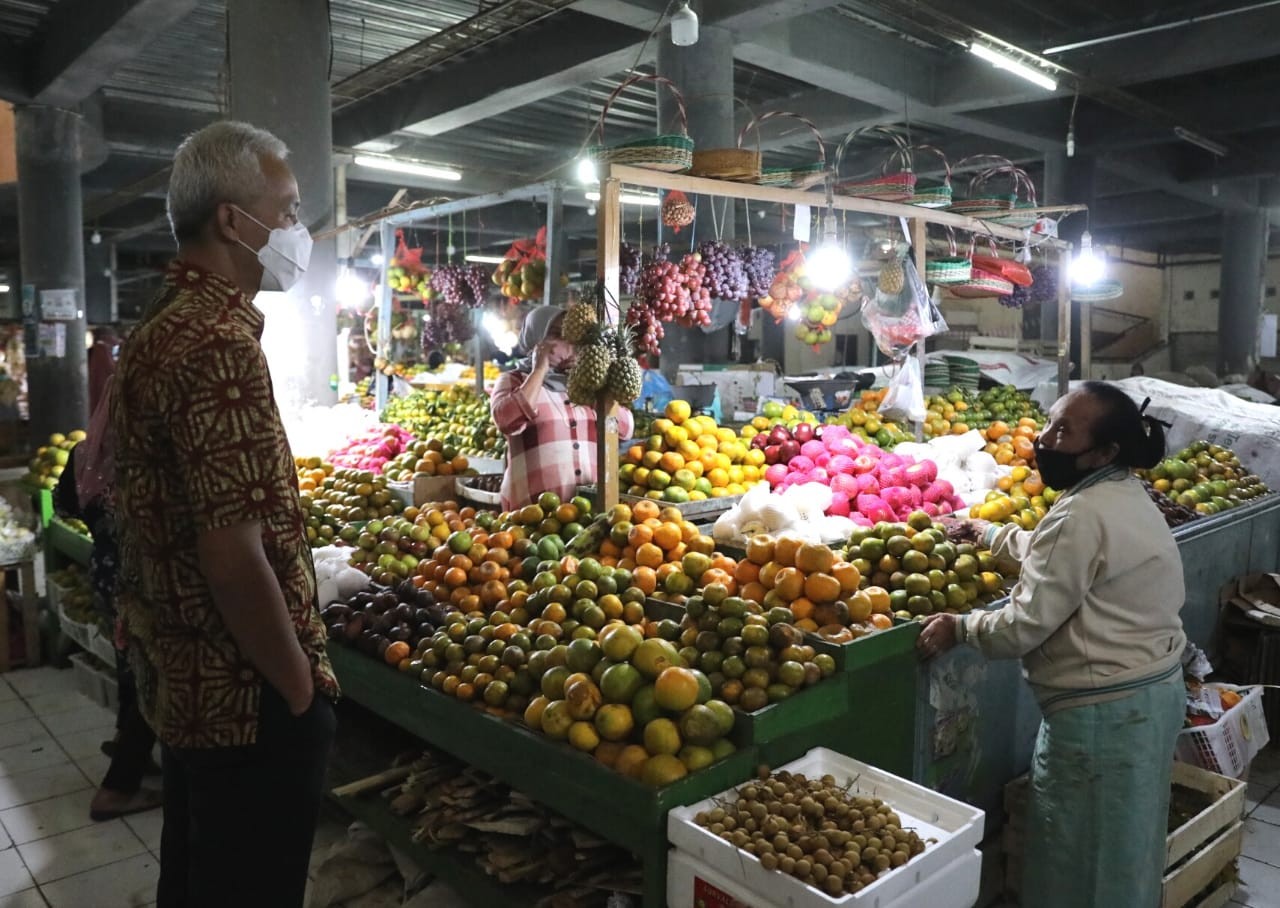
[[878, 257, 905, 295], [562, 300, 598, 345], [605, 328, 642, 405], [567, 341, 613, 406]]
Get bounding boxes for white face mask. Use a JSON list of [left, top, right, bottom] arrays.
[[233, 206, 313, 293]]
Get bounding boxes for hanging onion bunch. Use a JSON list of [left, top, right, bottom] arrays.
[[697, 240, 749, 301]]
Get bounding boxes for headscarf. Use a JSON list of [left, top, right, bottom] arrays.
[[514, 305, 568, 393]]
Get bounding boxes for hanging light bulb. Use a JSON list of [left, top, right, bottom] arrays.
[[1071, 231, 1105, 287], [807, 213, 852, 291], [576, 157, 597, 185], [90, 230, 102, 245], [670, 1, 699, 46], [587, 204, 597, 216]]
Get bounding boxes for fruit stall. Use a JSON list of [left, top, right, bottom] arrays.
[[368, 181, 568, 412]]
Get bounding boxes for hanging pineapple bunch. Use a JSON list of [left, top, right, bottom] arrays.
[[566, 325, 614, 406], [605, 326, 643, 405], [561, 297, 598, 345], [877, 243, 908, 295]]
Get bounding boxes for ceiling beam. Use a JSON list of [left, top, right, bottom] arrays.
[[27, 0, 200, 107], [1090, 191, 1217, 230]]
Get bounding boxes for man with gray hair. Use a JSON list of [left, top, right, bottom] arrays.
[[111, 120, 337, 908]]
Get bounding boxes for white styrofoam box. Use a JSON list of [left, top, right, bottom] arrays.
[[668, 748, 985, 908], [667, 847, 982, 908]]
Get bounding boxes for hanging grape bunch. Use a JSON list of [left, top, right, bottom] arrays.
[[648, 242, 671, 265], [625, 250, 712, 355], [620, 242, 643, 296], [697, 240, 749, 301], [738, 245, 776, 301], [430, 264, 491, 309], [421, 301, 474, 352], [676, 252, 713, 328]]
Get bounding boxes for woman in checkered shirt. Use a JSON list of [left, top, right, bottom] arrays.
[[492, 307, 634, 510]]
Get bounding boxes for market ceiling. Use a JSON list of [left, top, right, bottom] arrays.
[[0, 0, 1278, 286]]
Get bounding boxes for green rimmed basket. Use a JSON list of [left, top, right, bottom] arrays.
[[986, 165, 1040, 228], [948, 154, 1021, 215], [738, 111, 829, 189], [898, 145, 953, 209], [587, 74, 694, 174], [833, 126, 916, 202], [1071, 278, 1124, 302], [948, 265, 1015, 299], [924, 226, 972, 284]]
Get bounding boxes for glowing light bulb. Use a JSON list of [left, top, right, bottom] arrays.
[[1071, 231, 1105, 287]]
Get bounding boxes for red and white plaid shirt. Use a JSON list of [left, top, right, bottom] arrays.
[[491, 372, 634, 510]]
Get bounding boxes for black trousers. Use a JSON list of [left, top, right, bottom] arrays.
[[101, 648, 156, 794], [156, 685, 337, 908]]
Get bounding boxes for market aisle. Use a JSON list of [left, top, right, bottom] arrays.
[[1235, 746, 1280, 908], [0, 666, 348, 908]]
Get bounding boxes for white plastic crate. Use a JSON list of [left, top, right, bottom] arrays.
[[1175, 684, 1270, 779], [50, 582, 94, 652], [68, 652, 114, 709], [86, 626, 117, 666], [667, 748, 985, 908], [667, 847, 982, 908]]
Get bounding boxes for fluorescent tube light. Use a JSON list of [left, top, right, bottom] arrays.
[[0, 285, 9, 294], [969, 43, 1058, 91], [464, 255, 508, 265], [353, 139, 400, 153], [353, 155, 462, 181], [1174, 127, 1228, 157], [585, 190, 661, 207]]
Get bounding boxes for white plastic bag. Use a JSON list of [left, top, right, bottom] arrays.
[[880, 355, 926, 423]]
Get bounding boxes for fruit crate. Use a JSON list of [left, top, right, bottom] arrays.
[[68, 651, 117, 711], [50, 580, 94, 652], [668, 747, 985, 907], [46, 518, 92, 568], [667, 845, 982, 908], [1175, 684, 1270, 779], [1002, 762, 1244, 908], [327, 643, 761, 908]]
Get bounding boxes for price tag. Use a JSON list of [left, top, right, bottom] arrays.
[[793, 204, 811, 243], [40, 288, 79, 321]]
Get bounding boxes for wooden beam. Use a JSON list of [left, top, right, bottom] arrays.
[[595, 176, 622, 512]]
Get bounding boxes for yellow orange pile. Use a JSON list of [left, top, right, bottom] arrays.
[[621, 401, 766, 501]]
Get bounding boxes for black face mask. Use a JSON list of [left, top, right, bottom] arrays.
[[1034, 439, 1098, 491]]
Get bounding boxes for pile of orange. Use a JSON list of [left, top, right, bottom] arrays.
[[406, 503, 529, 612], [294, 456, 334, 493], [595, 501, 717, 597], [979, 419, 1040, 467], [620, 400, 766, 501], [973, 465, 1058, 529]]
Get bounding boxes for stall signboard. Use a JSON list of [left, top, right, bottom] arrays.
[[39, 288, 78, 321]]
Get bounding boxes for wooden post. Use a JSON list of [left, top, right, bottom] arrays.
[[375, 220, 394, 412], [1057, 244, 1073, 398], [595, 175, 623, 511], [1079, 298, 1092, 381], [910, 217, 928, 442]]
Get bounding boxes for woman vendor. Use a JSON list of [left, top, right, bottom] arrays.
[[917, 381, 1187, 908], [491, 306, 634, 510]]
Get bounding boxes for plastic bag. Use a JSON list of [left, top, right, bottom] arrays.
[[639, 368, 674, 411], [860, 253, 943, 358], [880, 355, 926, 423]]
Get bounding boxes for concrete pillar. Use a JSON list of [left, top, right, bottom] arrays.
[[227, 0, 337, 408], [1218, 209, 1269, 376], [656, 25, 735, 379], [15, 105, 88, 444]]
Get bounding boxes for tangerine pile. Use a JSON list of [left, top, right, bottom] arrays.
[[972, 465, 1058, 529], [621, 400, 767, 501]]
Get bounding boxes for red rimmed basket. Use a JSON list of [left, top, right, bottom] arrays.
[[833, 126, 916, 202], [948, 265, 1015, 299], [948, 155, 1022, 215], [586, 74, 694, 173], [897, 145, 952, 209], [737, 111, 829, 189]]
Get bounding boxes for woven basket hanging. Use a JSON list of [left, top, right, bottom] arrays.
[[688, 97, 762, 182], [984, 165, 1040, 228], [948, 155, 1022, 215], [924, 227, 972, 285], [1071, 278, 1124, 302], [949, 265, 1015, 299], [833, 126, 916, 202], [586, 74, 694, 174], [898, 145, 953, 209], [738, 111, 829, 189]]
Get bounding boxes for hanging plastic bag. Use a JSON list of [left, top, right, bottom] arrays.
[[880, 354, 926, 423], [861, 253, 941, 358]]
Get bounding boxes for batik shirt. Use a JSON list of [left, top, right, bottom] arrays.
[[112, 260, 337, 748]]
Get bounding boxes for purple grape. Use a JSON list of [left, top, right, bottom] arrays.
[[738, 246, 776, 301], [621, 242, 643, 295], [697, 241, 749, 301], [430, 265, 491, 308]]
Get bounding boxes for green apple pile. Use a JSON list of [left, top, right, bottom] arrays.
[[1138, 441, 1269, 516]]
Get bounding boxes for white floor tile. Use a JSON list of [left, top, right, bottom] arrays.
[[0, 790, 95, 846], [1244, 817, 1280, 868], [21, 691, 96, 719], [0, 765, 89, 813], [40, 852, 158, 908], [17, 819, 146, 885], [0, 683, 21, 705], [0, 850, 32, 897], [1250, 748, 1280, 790], [0, 738, 67, 781], [0, 709, 32, 732], [0, 725, 46, 754], [1236, 856, 1280, 907], [52, 730, 111, 762], [3, 671, 76, 700], [1254, 789, 1280, 828], [121, 810, 161, 854], [0, 889, 49, 908], [72, 756, 108, 786], [37, 706, 115, 739], [1248, 782, 1276, 816]]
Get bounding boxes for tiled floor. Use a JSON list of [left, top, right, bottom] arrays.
[[0, 666, 348, 908], [1232, 746, 1280, 908]]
